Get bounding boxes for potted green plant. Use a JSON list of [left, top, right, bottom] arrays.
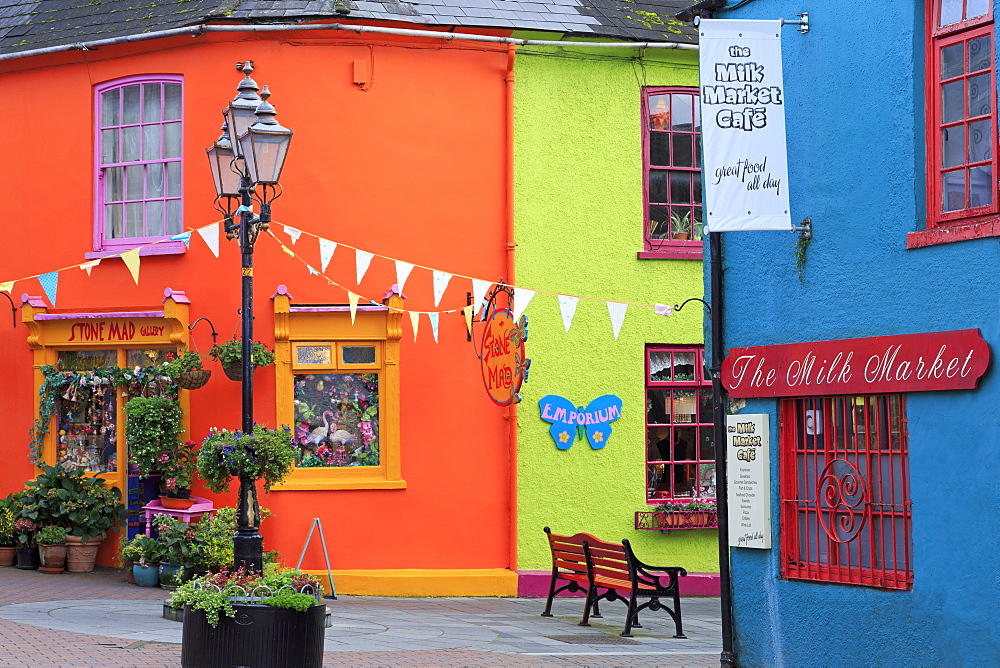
[[37, 525, 68, 573], [125, 397, 199, 506], [162, 349, 211, 389], [153, 514, 203, 590], [131, 535, 164, 587], [670, 210, 692, 240], [13, 517, 40, 569], [170, 567, 326, 666], [0, 497, 16, 566], [655, 498, 718, 529], [208, 338, 275, 381], [197, 425, 297, 493], [21, 463, 126, 571]]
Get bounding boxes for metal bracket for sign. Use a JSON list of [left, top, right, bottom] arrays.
[[468, 279, 515, 358], [0, 291, 16, 328], [791, 217, 812, 241], [295, 517, 337, 599], [780, 12, 809, 33]]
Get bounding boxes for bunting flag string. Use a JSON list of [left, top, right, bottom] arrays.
[[0, 281, 13, 293], [121, 248, 141, 285], [408, 311, 420, 342], [319, 238, 337, 273], [512, 287, 535, 322], [395, 260, 414, 294], [355, 249, 374, 285], [283, 225, 302, 244], [558, 294, 579, 333], [607, 301, 628, 340], [433, 270, 452, 307], [197, 222, 220, 257], [428, 312, 440, 343], [38, 272, 59, 307]]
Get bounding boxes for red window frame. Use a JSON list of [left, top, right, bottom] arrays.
[[779, 395, 913, 590], [645, 345, 714, 503], [639, 87, 703, 260], [911, 0, 1000, 247]]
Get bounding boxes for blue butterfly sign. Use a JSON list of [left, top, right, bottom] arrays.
[[538, 394, 623, 450]]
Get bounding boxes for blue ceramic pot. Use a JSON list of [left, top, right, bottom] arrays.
[[133, 563, 160, 587], [159, 561, 187, 587]]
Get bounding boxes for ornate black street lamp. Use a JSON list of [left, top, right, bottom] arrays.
[[206, 61, 293, 572]]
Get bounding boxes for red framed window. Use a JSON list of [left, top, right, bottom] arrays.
[[780, 395, 913, 591], [640, 87, 703, 260], [923, 1, 998, 232], [645, 346, 714, 502], [93, 76, 185, 256]]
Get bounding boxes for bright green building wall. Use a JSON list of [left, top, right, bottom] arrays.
[[512, 44, 718, 573]]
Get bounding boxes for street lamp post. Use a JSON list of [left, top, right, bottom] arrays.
[[206, 61, 293, 572]]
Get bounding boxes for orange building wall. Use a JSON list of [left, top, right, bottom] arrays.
[[0, 28, 514, 582]]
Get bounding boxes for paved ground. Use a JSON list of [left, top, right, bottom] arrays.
[[0, 566, 723, 667]]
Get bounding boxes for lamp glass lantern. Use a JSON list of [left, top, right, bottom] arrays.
[[206, 133, 242, 198], [239, 123, 293, 185]]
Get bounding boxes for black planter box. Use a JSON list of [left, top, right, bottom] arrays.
[[15, 546, 39, 570], [181, 603, 326, 668]]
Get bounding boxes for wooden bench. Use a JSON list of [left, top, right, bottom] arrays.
[[582, 536, 687, 638], [541, 527, 607, 619]]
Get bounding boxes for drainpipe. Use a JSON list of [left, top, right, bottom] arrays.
[[504, 44, 519, 576], [709, 230, 736, 666]]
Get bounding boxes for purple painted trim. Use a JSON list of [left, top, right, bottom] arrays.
[[516, 570, 720, 598], [34, 311, 164, 320], [21, 294, 46, 308], [85, 240, 187, 260], [93, 75, 184, 253], [163, 288, 190, 304], [290, 305, 388, 313]]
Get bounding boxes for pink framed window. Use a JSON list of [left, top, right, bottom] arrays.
[[94, 76, 184, 254], [780, 395, 913, 591], [640, 87, 703, 260], [911, 0, 1000, 247], [645, 345, 714, 502]]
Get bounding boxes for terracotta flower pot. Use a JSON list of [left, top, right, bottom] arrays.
[[160, 495, 196, 509], [38, 543, 67, 573], [65, 535, 102, 573], [0, 546, 15, 567]]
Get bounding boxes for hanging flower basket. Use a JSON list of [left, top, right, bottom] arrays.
[[222, 363, 244, 382], [178, 369, 211, 390]]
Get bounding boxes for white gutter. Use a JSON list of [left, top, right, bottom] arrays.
[[0, 21, 696, 62]]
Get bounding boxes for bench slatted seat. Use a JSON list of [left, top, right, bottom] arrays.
[[581, 536, 687, 638], [540, 527, 604, 619]]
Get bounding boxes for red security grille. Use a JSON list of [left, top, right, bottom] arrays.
[[780, 395, 913, 590]]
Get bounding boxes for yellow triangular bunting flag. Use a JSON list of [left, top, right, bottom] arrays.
[[0, 281, 13, 293], [121, 249, 141, 285], [463, 305, 474, 336], [409, 311, 420, 342], [348, 292, 360, 324]]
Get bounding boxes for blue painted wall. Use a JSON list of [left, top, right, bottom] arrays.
[[712, 3, 1000, 665]]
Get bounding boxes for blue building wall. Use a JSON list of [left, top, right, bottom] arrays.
[[712, 3, 1000, 665]]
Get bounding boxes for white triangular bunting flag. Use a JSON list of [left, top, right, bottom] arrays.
[[355, 250, 373, 285], [607, 301, 628, 340], [408, 311, 420, 342], [654, 303, 674, 317], [512, 288, 535, 322], [283, 225, 302, 244], [79, 260, 101, 277], [121, 248, 141, 285], [319, 238, 337, 273], [197, 223, 220, 257], [433, 270, 452, 307], [558, 294, 579, 332], [395, 260, 414, 294], [471, 279, 491, 315], [0, 281, 13, 293], [348, 292, 360, 324], [428, 312, 439, 343], [462, 305, 474, 336]]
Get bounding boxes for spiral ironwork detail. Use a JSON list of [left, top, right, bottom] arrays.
[[816, 458, 867, 543]]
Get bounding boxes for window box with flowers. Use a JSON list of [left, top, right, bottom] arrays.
[[635, 499, 718, 531]]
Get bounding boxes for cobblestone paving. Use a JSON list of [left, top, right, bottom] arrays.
[[0, 566, 722, 667]]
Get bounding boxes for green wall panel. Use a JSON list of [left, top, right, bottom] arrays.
[[512, 45, 718, 573]]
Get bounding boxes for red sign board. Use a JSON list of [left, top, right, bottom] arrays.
[[721, 329, 990, 398], [480, 309, 529, 405]]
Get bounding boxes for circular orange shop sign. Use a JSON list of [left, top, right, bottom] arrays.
[[480, 309, 529, 405]]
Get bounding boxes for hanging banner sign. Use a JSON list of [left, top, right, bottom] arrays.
[[480, 309, 530, 405], [727, 414, 771, 549], [722, 329, 991, 398], [699, 19, 792, 232]]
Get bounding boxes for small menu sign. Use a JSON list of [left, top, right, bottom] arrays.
[[727, 414, 771, 549]]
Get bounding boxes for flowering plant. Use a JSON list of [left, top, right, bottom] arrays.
[[208, 339, 275, 368], [125, 397, 196, 490], [168, 567, 322, 627], [160, 349, 205, 378], [14, 517, 39, 547], [655, 498, 717, 512], [0, 503, 14, 547], [36, 525, 68, 545], [154, 513, 202, 564], [197, 424, 297, 492]]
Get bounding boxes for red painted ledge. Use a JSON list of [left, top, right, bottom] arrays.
[[517, 570, 720, 597], [907, 220, 1000, 248]]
